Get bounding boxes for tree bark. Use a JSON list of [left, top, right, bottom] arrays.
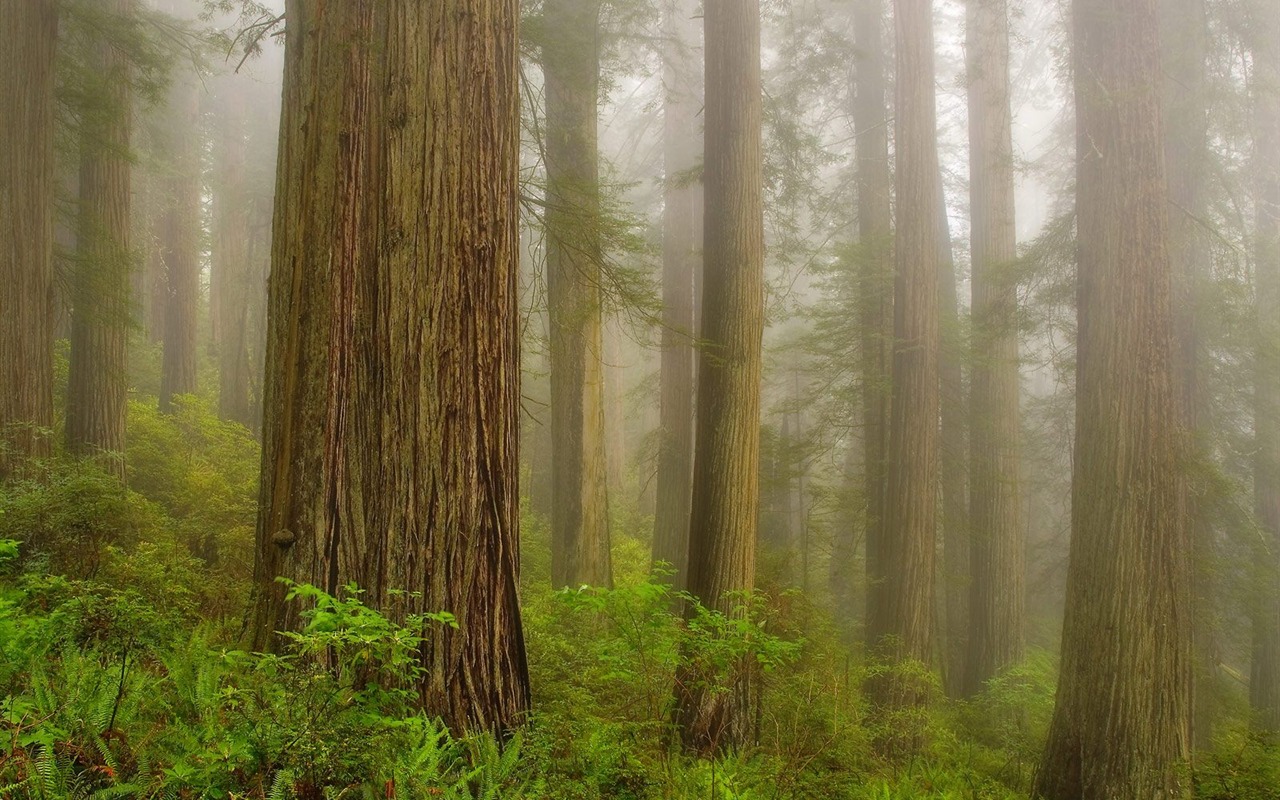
[[675, 0, 764, 755], [67, 0, 133, 480], [652, 0, 702, 590], [854, 0, 894, 649], [963, 0, 1024, 697], [1161, 0, 1214, 748], [544, 0, 612, 588], [874, 0, 942, 701], [1250, 7, 1280, 735], [249, 0, 529, 735], [1034, 0, 1192, 794], [0, 0, 57, 478]]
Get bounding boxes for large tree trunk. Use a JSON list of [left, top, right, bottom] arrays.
[[963, 0, 1024, 697], [875, 0, 942, 702], [157, 64, 202, 412], [651, 0, 702, 589], [1034, 0, 1192, 794], [1161, 0, 1214, 748], [67, 0, 133, 479], [0, 0, 57, 478], [937, 185, 969, 699], [544, 0, 611, 588], [675, 0, 764, 756], [248, 0, 529, 735], [854, 0, 894, 649], [1250, 7, 1280, 735], [213, 85, 255, 428]]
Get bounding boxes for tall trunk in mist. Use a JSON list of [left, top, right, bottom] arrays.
[[158, 66, 202, 412], [937, 186, 969, 699], [675, 0, 764, 755], [652, 0, 702, 588], [1250, 11, 1280, 734], [1034, 0, 1191, 794], [0, 1, 57, 478], [874, 0, 942, 697], [853, 0, 894, 648], [67, 0, 133, 479], [1161, 0, 1214, 747], [249, 0, 529, 735], [544, 0, 611, 588], [963, 0, 1024, 697], [213, 87, 255, 428]]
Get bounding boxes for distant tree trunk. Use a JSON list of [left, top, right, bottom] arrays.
[[675, 0, 764, 755], [874, 0, 942, 705], [213, 86, 254, 428], [1250, 9, 1280, 735], [1034, 0, 1192, 794], [1161, 0, 1214, 748], [158, 65, 201, 412], [854, 0, 894, 649], [936, 185, 969, 699], [652, 0, 702, 589], [248, 0, 529, 735], [0, 0, 57, 478], [543, 0, 611, 588], [963, 0, 1024, 697], [67, 0, 133, 479]]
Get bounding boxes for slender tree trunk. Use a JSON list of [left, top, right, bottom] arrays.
[[854, 0, 894, 649], [937, 185, 969, 699], [67, 0, 133, 479], [874, 0, 942, 704], [0, 0, 57, 478], [1250, 8, 1280, 735], [675, 0, 764, 756], [213, 86, 254, 428], [1161, 0, 1214, 748], [544, 0, 611, 588], [652, 0, 702, 589], [158, 64, 201, 412], [963, 0, 1024, 697], [1034, 0, 1191, 794], [249, 0, 529, 735]]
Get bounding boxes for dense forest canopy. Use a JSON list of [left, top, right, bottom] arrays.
[[2, 0, 1280, 797]]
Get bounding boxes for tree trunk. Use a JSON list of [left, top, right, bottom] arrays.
[[1034, 0, 1192, 794], [1250, 8, 1280, 735], [874, 0, 942, 702], [854, 0, 894, 649], [0, 0, 57, 478], [963, 0, 1024, 697], [675, 0, 764, 755], [652, 0, 702, 589], [1161, 0, 1214, 748], [67, 0, 133, 480], [937, 184, 969, 699], [213, 85, 255, 428], [248, 0, 529, 736], [544, 0, 611, 588], [158, 64, 202, 412]]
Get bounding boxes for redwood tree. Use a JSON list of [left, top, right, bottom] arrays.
[[964, 0, 1024, 696], [651, 0, 702, 588], [543, 0, 612, 588], [67, 0, 134, 479], [853, 0, 894, 648], [675, 0, 764, 755], [1034, 0, 1192, 793], [248, 0, 529, 735], [0, 0, 57, 477]]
